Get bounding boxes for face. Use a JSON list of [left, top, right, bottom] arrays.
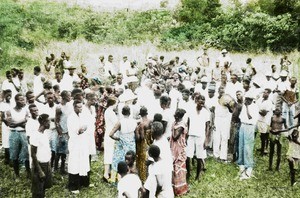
[[243, 81, 249, 90], [290, 78, 297, 85], [29, 107, 39, 119], [5, 93, 12, 102], [221, 75, 227, 84], [88, 96, 97, 106], [18, 71, 24, 80], [74, 103, 83, 114], [208, 91, 215, 98], [231, 75, 237, 83], [274, 109, 281, 116], [27, 93, 35, 104], [44, 118, 51, 129], [63, 92, 71, 102], [108, 56, 113, 62], [116, 77, 122, 84], [201, 82, 208, 89], [55, 72, 62, 80], [6, 73, 12, 80], [46, 94, 54, 105], [236, 92, 243, 101], [182, 92, 189, 101], [125, 154, 134, 166], [16, 95, 26, 108], [196, 97, 205, 109], [263, 90, 269, 99], [123, 57, 127, 62], [244, 97, 253, 105], [266, 76, 271, 81]]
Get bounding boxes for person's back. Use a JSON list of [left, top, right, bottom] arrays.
[[118, 173, 142, 198]]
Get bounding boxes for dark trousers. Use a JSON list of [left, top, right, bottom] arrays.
[[31, 162, 52, 198], [68, 172, 90, 191], [260, 133, 269, 154], [269, 139, 282, 170]]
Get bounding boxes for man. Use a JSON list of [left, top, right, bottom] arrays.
[[186, 95, 210, 180], [237, 91, 259, 180], [55, 90, 72, 174], [105, 55, 118, 78], [40, 92, 58, 168], [6, 93, 30, 178], [229, 90, 243, 162], [2, 70, 19, 99], [256, 89, 274, 156], [61, 66, 80, 92], [119, 56, 131, 79], [213, 86, 233, 162], [33, 66, 46, 98], [30, 114, 52, 198], [217, 49, 232, 68], [26, 104, 40, 168], [67, 100, 90, 194], [17, 69, 28, 95]]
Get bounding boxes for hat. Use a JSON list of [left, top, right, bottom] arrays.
[[244, 91, 255, 99], [265, 71, 272, 76], [118, 89, 137, 103], [221, 49, 228, 54], [67, 66, 76, 70], [139, 107, 148, 116], [201, 76, 208, 83], [280, 70, 288, 77]]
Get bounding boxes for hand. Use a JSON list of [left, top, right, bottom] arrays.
[[39, 171, 46, 181]]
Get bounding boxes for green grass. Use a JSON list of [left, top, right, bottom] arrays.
[[1, 137, 300, 197]]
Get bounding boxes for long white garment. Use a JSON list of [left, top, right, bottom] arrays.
[[82, 105, 97, 155], [0, 102, 12, 148], [67, 111, 90, 176], [104, 106, 117, 164], [213, 102, 232, 160]]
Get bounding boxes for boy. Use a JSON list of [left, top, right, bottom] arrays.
[[269, 108, 287, 171], [117, 161, 142, 198], [287, 129, 300, 186]]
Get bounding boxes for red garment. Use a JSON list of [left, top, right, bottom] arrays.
[[170, 121, 188, 196]]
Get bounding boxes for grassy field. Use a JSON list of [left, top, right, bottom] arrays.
[[1, 137, 300, 198]]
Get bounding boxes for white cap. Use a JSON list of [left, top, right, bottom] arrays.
[[244, 91, 256, 99], [201, 76, 209, 83], [221, 49, 228, 54], [118, 89, 137, 103], [280, 70, 288, 77]]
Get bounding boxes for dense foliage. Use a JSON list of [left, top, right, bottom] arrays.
[[0, 0, 299, 73]]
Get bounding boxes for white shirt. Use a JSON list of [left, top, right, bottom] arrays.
[[118, 174, 142, 198], [188, 107, 210, 137], [30, 130, 51, 163], [256, 97, 274, 125], [25, 117, 40, 143], [239, 103, 259, 125], [33, 74, 45, 96], [144, 159, 174, 198]]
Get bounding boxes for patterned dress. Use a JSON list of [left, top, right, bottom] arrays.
[[112, 117, 137, 171], [135, 119, 152, 182], [170, 121, 188, 196]]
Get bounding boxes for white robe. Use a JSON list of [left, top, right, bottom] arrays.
[[67, 111, 90, 176], [82, 105, 97, 155]]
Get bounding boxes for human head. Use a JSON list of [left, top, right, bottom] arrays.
[[86, 93, 97, 106], [73, 100, 83, 114], [139, 106, 148, 117], [236, 90, 243, 102], [230, 74, 238, 83], [38, 114, 50, 129], [29, 104, 39, 119], [148, 145, 160, 161], [221, 74, 227, 84], [2, 89, 12, 103], [274, 108, 281, 116], [34, 66, 41, 76], [151, 121, 164, 140], [117, 161, 128, 177], [15, 93, 26, 108], [6, 70, 12, 80], [160, 95, 169, 109], [122, 105, 130, 116], [174, 108, 186, 122], [106, 97, 117, 108], [263, 88, 271, 100], [125, 150, 136, 167], [25, 91, 35, 104], [153, 113, 163, 123], [61, 90, 71, 102], [108, 55, 113, 62], [195, 94, 205, 110], [18, 69, 24, 80], [182, 89, 190, 101], [243, 78, 251, 90]]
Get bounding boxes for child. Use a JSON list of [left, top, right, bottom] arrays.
[[125, 150, 138, 174], [117, 161, 142, 198], [269, 108, 287, 171], [287, 129, 300, 186]]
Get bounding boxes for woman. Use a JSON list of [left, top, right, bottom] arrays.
[[135, 107, 152, 182], [110, 105, 137, 183], [103, 97, 118, 182], [170, 108, 188, 196]]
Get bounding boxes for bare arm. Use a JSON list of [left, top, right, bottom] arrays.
[[109, 122, 121, 141], [55, 107, 63, 136], [31, 145, 45, 180]]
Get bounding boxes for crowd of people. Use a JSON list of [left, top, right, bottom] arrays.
[[0, 48, 299, 197]]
